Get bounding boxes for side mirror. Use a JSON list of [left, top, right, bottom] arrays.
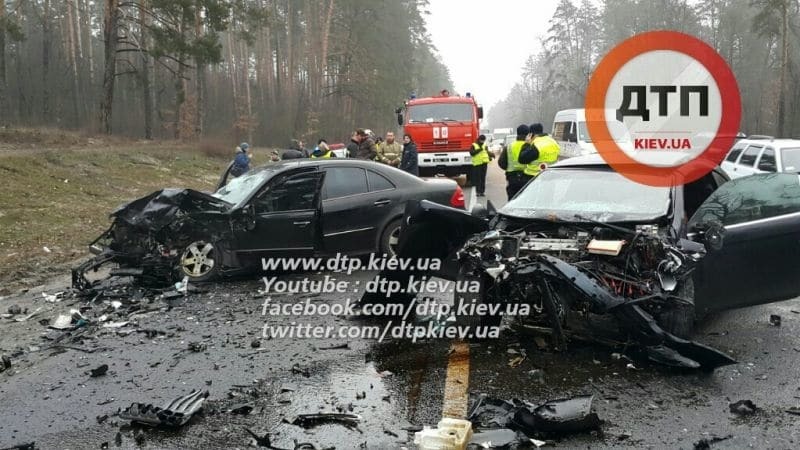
[[693, 220, 725, 252], [470, 203, 489, 219], [240, 204, 257, 231], [397, 113, 404, 126]]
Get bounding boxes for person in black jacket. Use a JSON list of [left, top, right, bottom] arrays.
[[400, 134, 419, 176], [346, 131, 360, 158]]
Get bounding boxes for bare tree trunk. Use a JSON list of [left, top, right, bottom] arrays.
[[67, 0, 83, 125], [241, 39, 253, 142], [140, 0, 153, 139], [42, 0, 51, 123], [777, 0, 789, 137], [82, 0, 95, 86], [194, 3, 204, 137], [319, 0, 334, 108], [0, 0, 6, 125], [100, 0, 120, 134], [226, 29, 238, 122]]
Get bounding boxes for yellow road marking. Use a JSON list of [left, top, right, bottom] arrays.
[[441, 341, 470, 419]]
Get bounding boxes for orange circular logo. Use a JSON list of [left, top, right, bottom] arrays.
[[585, 31, 741, 186]]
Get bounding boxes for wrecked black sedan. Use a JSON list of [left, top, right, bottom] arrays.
[[369, 155, 800, 369], [74, 159, 464, 288]]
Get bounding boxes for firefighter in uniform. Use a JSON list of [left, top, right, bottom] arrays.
[[498, 124, 530, 200], [519, 123, 560, 178], [469, 134, 492, 196]]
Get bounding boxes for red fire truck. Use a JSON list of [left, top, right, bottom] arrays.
[[395, 90, 484, 177]]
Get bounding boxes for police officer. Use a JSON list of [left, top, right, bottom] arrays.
[[469, 134, 492, 196], [519, 123, 560, 178], [310, 140, 336, 158], [498, 124, 530, 200]]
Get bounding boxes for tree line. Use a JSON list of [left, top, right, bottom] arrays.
[[0, 0, 453, 146], [488, 0, 800, 138]]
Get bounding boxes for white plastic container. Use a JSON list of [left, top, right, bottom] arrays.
[[413, 418, 473, 450]]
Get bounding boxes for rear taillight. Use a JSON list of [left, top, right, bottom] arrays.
[[450, 185, 465, 208]]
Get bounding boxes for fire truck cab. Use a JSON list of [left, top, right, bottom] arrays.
[[396, 90, 483, 177]]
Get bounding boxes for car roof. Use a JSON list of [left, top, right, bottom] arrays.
[[735, 138, 800, 148]]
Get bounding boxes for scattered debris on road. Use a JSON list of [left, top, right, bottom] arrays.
[[288, 413, 361, 430], [769, 314, 781, 326], [88, 364, 108, 377], [119, 389, 209, 427], [414, 418, 472, 450], [693, 434, 732, 449], [729, 399, 759, 416]]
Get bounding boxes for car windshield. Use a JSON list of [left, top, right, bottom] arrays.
[[578, 121, 630, 143], [408, 103, 473, 122], [213, 168, 274, 206], [501, 168, 671, 222], [780, 148, 800, 173]]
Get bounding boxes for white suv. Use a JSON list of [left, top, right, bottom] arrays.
[[721, 137, 800, 179]]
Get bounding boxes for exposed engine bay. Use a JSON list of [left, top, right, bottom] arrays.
[[364, 199, 736, 371]]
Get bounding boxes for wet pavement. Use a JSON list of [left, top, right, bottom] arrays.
[[2, 164, 800, 448]]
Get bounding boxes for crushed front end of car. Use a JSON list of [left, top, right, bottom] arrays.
[[72, 189, 235, 291], [368, 200, 736, 370]]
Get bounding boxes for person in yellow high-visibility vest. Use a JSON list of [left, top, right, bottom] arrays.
[[310, 140, 336, 158], [519, 123, 560, 178], [498, 124, 530, 200], [469, 134, 493, 196]]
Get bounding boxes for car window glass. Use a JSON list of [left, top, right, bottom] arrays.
[[780, 147, 800, 172], [367, 170, 395, 191], [690, 173, 800, 227], [254, 172, 319, 213], [725, 144, 746, 162], [552, 121, 569, 141], [737, 145, 761, 167], [323, 167, 368, 200], [757, 148, 776, 172]]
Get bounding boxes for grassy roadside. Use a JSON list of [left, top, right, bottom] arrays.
[[0, 129, 254, 292]]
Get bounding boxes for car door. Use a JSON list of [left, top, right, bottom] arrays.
[[320, 166, 382, 254], [234, 170, 324, 263], [730, 144, 761, 178], [720, 142, 746, 177], [689, 173, 800, 313]]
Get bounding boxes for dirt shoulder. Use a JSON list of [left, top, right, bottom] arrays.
[[0, 128, 265, 293]]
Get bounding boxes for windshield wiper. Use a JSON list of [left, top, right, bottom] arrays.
[[573, 214, 635, 235]]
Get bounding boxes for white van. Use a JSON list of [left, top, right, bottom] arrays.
[[551, 109, 630, 158]]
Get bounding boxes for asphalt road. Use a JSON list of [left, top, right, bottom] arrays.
[[2, 161, 800, 449]]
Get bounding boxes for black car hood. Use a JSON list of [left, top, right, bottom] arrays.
[[111, 188, 231, 232]]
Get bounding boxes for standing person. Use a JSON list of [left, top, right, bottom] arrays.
[[377, 131, 403, 167], [519, 123, 560, 177], [470, 134, 492, 197], [355, 129, 378, 160], [311, 140, 336, 158], [400, 134, 419, 176], [498, 124, 530, 200], [346, 131, 360, 158], [230, 142, 252, 177]]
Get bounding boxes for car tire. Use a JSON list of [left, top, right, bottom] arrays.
[[379, 218, 403, 257], [178, 240, 221, 282], [454, 266, 501, 333], [658, 277, 696, 339]]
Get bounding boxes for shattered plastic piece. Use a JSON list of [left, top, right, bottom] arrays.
[[89, 364, 109, 377], [291, 363, 311, 377], [42, 291, 64, 303], [0, 442, 35, 450], [415, 418, 473, 450], [0, 355, 11, 373], [7, 305, 22, 315], [770, 314, 781, 326], [102, 321, 129, 329], [513, 395, 601, 434], [119, 389, 209, 427], [289, 413, 361, 429], [188, 341, 207, 352], [229, 403, 254, 415], [729, 399, 758, 416], [531, 438, 547, 448], [469, 429, 518, 448], [693, 434, 732, 449]]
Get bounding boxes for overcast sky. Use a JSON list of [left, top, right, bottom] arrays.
[[424, 0, 560, 110]]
